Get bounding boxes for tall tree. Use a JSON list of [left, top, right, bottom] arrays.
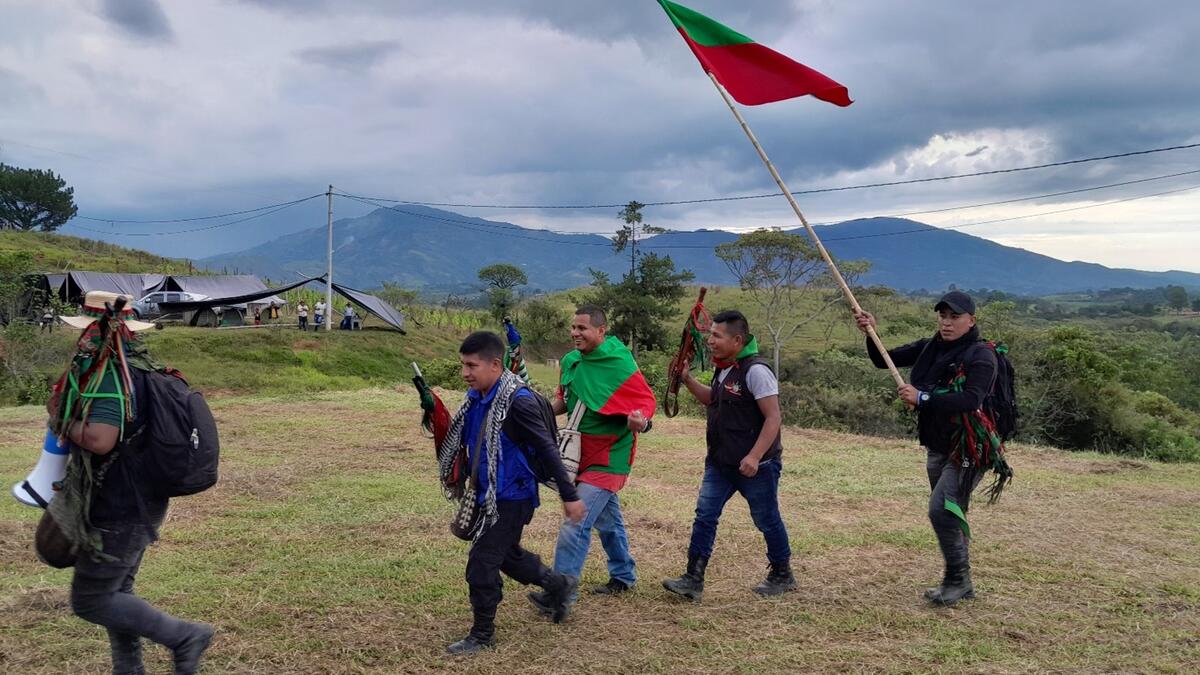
[[478, 263, 528, 322], [611, 201, 666, 277], [587, 252, 693, 356], [716, 229, 868, 373], [1165, 285, 1189, 312], [0, 163, 78, 232]]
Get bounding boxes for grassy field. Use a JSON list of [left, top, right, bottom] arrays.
[[2, 390, 1197, 674]]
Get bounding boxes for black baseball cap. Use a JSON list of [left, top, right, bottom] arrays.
[[934, 290, 976, 315]]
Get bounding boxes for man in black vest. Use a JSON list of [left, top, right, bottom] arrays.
[[662, 310, 795, 601]]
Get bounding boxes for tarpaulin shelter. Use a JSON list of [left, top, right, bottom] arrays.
[[330, 282, 406, 333], [60, 272, 165, 303], [163, 275, 286, 311], [157, 275, 325, 313]]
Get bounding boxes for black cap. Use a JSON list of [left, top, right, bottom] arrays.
[[934, 290, 976, 315]]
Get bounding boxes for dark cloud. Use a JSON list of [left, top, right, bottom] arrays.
[[296, 41, 401, 73], [99, 0, 174, 42], [237, 0, 800, 43]]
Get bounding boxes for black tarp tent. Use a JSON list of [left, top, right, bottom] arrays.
[[331, 282, 406, 333], [60, 272, 165, 303], [157, 275, 325, 312], [163, 274, 285, 310]]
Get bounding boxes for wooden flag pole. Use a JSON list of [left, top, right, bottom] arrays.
[[706, 72, 906, 387]]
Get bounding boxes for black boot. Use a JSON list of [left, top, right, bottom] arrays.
[[592, 578, 632, 595], [526, 589, 553, 617], [448, 606, 497, 655], [927, 565, 975, 607], [544, 571, 578, 624], [752, 559, 797, 596], [172, 623, 215, 675], [662, 555, 708, 601]]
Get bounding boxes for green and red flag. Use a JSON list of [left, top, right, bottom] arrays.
[[657, 0, 852, 107], [560, 336, 657, 417], [559, 336, 657, 488]]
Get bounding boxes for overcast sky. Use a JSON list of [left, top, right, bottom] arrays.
[[2, 0, 1198, 271]]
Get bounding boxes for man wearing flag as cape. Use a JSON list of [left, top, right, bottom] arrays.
[[528, 305, 657, 614]]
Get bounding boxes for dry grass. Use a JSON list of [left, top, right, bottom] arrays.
[[1, 390, 1197, 674]]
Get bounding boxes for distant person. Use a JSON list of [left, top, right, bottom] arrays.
[[661, 310, 795, 601], [297, 301, 308, 331], [253, 307, 262, 326], [40, 306, 55, 333], [340, 303, 354, 330], [855, 291, 1012, 607], [268, 302, 280, 322], [442, 331, 584, 654], [49, 292, 215, 673], [314, 300, 326, 330]]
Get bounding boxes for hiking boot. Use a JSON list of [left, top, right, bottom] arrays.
[[172, 622, 215, 675], [547, 574, 579, 623], [526, 589, 554, 617], [592, 578, 632, 595], [662, 555, 708, 602], [927, 566, 975, 607], [446, 634, 495, 655], [752, 560, 797, 596]]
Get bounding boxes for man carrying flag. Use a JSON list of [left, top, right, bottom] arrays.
[[528, 305, 657, 613]]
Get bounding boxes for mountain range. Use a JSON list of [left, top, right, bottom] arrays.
[[201, 206, 1200, 295]]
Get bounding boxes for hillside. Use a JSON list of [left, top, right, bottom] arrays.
[[0, 231, 195, 275], [200, 208, 1200, 295]]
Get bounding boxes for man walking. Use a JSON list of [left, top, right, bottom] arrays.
[[662, 310, 795, 601], [529, 305, 656, 614], [49, 291, 215, 674], [443, 331, 585, 654], [856, 291, 1009, 606], [296, 300, 308, 331]]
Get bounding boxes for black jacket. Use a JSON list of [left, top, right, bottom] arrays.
[[867, 326, 997, 453]]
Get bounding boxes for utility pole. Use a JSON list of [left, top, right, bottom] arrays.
[[325, 185, 333, 331]]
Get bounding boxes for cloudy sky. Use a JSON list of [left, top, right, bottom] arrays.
[[2, 0, 1198, 271]]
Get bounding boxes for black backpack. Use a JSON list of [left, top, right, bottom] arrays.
[[977, 342, 1018, 442], [129, 368, 220, 497], [505, 386, 565, 489]]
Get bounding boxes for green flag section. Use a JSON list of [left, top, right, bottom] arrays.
[[560, 336, 657, 417], [657, 0, 852, 107], [944, 498, 971, 540]]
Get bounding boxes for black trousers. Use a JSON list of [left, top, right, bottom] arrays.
[[70, 509, 192, 674], [464, 499, 550, 638], [926, 450, 984, 571]]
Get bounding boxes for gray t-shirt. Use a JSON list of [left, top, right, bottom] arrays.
[[715, 363, 779, 399]]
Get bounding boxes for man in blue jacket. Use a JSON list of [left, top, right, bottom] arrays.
[[447, 331, 585, 655]]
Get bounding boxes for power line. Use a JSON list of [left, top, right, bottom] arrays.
[[337, 141, 1200, 209], [341, 181, 1200, 250], [64, 195, 322, 237], [74, 194, 325, 224], [823, 183, 1200, 242]]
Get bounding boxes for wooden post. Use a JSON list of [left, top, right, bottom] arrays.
[[706, 72, 905, 387]]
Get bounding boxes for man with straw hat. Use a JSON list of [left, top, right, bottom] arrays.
[[49, 291, 215, 675]]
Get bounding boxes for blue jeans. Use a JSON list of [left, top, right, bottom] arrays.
[[687, 459, 791, 564], [552, 481, 636, 600]]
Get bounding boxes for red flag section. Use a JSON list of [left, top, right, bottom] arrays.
[[658, 0, 852, 107]]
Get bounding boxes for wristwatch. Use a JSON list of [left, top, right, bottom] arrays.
[[642, 419, 653, 433], [917, 391, 931, 407]]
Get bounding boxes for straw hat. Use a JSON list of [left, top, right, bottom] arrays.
[[60, 291, 156, 331]]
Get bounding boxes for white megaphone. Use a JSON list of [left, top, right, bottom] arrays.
[[12, 428, 69, 508]]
